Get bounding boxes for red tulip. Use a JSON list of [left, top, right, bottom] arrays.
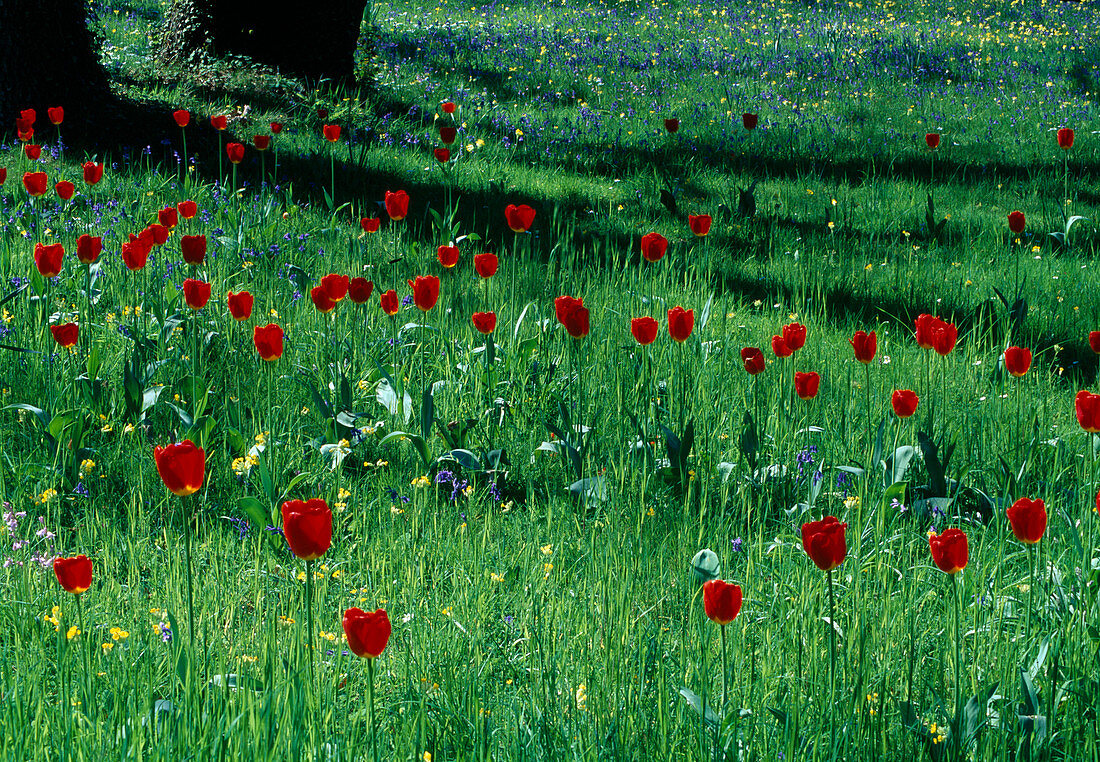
[[0, 167, 6, 185], [253, 323, 284, 360], [1006, 498, 1046, 545], [801, 516, 847, 571], [180, 235, 207, 266], [252, 135, 271, 151], [437, 245, 460, 268], [505, 204, 536, 233], [472, 311, 497, 335], [348, 278, 374, 304], [1075, 390, 1100, 432], [929, 528, 968, 575], [210, 115, 228, 131], [1057, 128, 1074, 150], [23, 171, 48, 197], [343, 607, 391, 658], [321, 273, 350, 302], [891, 389, 919, 418], [742, 113, 758, 130], [24, 144, 41, 161], [932, 321, 957, 356], [631, 316, 659, 345], [688, 214, 712, 237], [360, 217, 380, 233], [554, 295, 590, 339], [322, 124, 341, 142], [664, 118, 680, 134], [771, 335, 793, 358], [83, 162, 104, 185], [667, 306, 694, 343], [54, 180, 75, 202], [158, 206, 179, 229], [794, 371, 820, 400], [438, 126, 456, 145], [48, 107, 64, 126], [914, 313, 937, 349], [16, 125, 33, 142], [407, 275, 440, 312], [1089, 331, 1100, 354], [434, 148, 451, 163], [281, 498, 332, 560], [925, 133, 940, 150], [34, 242, 64, 278], [850, 330, 877, 364], [154, 440, 205, 497], [50, 323, 79, 349], [121, 238, 150, 271], [1008, 210, 1025, 235], [474, 252, 498, 278], [76, 234, 102, 264], [311, 286, 337, 313], [1004, 346, 1032, 377], [183, 278, 211, 310], [270, 122, 283, 134], [640, 232, 668, 263], [177, 199, 198, 219], [227, 290, 254, 321], [173, 109, 190, 128], [441, 102, 457, 115], [385, 190, 409, 221], [702, 579, 742, 625], [782, 323, 807, 351], [146, 223, 169, 246], [54, 555, 92, 594], [226, 142, 245, 164], [741, 347, 766, 375], [380, 289, 399, 315]]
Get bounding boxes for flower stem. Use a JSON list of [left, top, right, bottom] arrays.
[[368, 656, 379, 762]]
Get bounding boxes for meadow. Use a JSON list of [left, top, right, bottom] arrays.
[[1, 0, 1099, 758]]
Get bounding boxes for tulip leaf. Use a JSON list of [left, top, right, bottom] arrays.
[[238, 497, 272, 531], [739, 412, 758, 472], [882, 482, 908, 515], [4, 403, 50, 431], [690, 549, 720, 584], [439, 449, 481, 470], [375, 378, 411, 423], [381, 431, 430, 468], [0, 343, 32, 353], [699, 293, 714, 330], [884, 445, 916, 486], [962, 682, 1000, 747], [0, 282, 28, 307], [420, 388, 435, 443], [871, 418, 886, 471], [569, 475, 608, 505], [678, 686, 721, 726]]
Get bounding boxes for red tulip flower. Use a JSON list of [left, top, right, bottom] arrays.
[[343, 607, 391, 658], [554, 295, 590, 339], [1075, 390, 1100, 432], [183, 278, 211, 310], [932, 321, 957, 356], [83, 162, 104, 185], [474, 252, 498, 278], [50, 323, 79, 349], [914, 313, 937, 349], [688, 214, 712, 237], [121, 238, 150, 271], [158, 206, 179, 229], [227, 290, 254, 321], [154, 440, 206, 497], [226, 142, 245, 164], [441, 102, 457, 115], [180, 235, 207, 266], [437, 245, 460, 269], [794, 371, 820, 400], [664, 118, 680, 134], [173, 109, 190, 128], [281, 498, 332, 560], [1057, 128, 1074, 150], [19, 108, 35, 124], [145, 223, 169, 247], [741, 347, 766, 375], [348, 278, 374, 304], [322, 124, 341, 142], [702, 579, 742, 625], [801, 516, 848, 571], [1089, 331, 1100, 354], [34, 242, 64, 278], [76, 234, 102, 265], [631, 316, 659, 345], [434, 148, 451, 163], [24, 144, 41, 161], [505, 204, 536, 233], [23, 171, 48, 197], [0, 167, 6, 185], [640, 232, 668, 263], [360, 217, 381, 233], [782, 323, 807, 351], [321, 273, 350, 302], [177, 199, 198, 219], [1006, 498, 1046, 545], [667, 306, 694, 342], [407, 275, 441, 312], [270, 122, 283, 134], [54, 555, 92, 594], [891, 389, 919, 418], [742, 113, 758, 130], [472, 311, 497, 335], [253, 323, 284, 360], [16, 125, 33, 142], [311, 286, 337, 313], [438, 126, 456, 145], [385, 190, 409, 221], [380, 289, 399, 315], [48, 107, 64, 126], [771, 335, 793, 358], [210, 115, 228, 131], [1008, 210, 1025, 235], [925, 133, 940, 150], [252, 135, 271, 151], [929, 528, 968, 575], [850, 330, 877, 363], [1004, 346, 1032, 377]]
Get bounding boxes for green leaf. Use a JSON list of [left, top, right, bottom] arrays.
[[420, 388, 435, 443], [381, 431, 430, 467], [678, 686, 720, 726], [238, 496, 272, 530], [690, 548, 720, 584], [439, 449, 481, 470]]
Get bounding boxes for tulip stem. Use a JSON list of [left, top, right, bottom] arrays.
[[827, 567, 837, 756], [367, 656, 379, 762], [76, 593, 92, 711], [305, 558, 317, 720], [182, 493, 197, 675], [719, 623, 729, 713], [951, 574, 962, 762]]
